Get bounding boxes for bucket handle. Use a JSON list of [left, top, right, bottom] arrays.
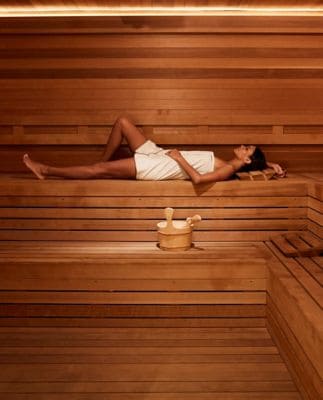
[[186, 214, 202, 227]]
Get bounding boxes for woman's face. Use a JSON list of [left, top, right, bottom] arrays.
[[234, 145, 256, 163]]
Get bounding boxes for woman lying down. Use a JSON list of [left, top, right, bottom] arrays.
[[23, 116, 285, 184]]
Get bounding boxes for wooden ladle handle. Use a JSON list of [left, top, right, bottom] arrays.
[[165, 207, 174, 229]]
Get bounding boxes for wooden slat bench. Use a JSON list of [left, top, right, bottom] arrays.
[[0, 173, 309, 242], [0, 241, 299, 399], [0, 241, 268, 321], [265, 243, 323, 400], [264, 177, 323, 399]]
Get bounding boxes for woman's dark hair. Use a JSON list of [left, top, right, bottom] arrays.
[[238, 146, 267, 172]]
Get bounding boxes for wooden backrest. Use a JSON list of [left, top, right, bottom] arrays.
[[0, 15, 322, 173]]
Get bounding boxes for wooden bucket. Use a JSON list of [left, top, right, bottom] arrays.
[[157, 208, 201, 251]]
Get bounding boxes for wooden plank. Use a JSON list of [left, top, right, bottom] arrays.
[[308, 196, 323, 213], [0, 393, 303, 400], [0, 317, 267, 328], [296, 257, 323, 286], [0, 327, 271, 340], [0, 107, 323, 124], [308, 220, 323, 239], [0, 363, 291, 382], [308, 209, 323, 226], [2, 67, 323, 80], [0, 381, 298, 394], [0, 253, 266, 264], [0, 178, 309, 197], [0, 291, 267, 305], [0, 392, 302, 399], [0, 278, 266, 291], [271, 232, 323, 257], [0, 218, 307, 230], [0, 304, 267, 318], [0, 257, 267, 289], [1, 88, 321, 103], [1, 14, 323, 34], [2, 132, 323, 145], [0, 230, 303, 242], [0, 242, 267, 258], [0, 352, 283, 364], [300, 231, 323, 249], [1, 78, 322, 90], [0, 259, 267, 279], [0, 345, 278, 356], [1, 46, 322, 61], [0, 336, 275, 349], [2, 110, 323, 125], [2, 57, 323, 70], [0, 33, 322, 50], [0, 207, 307, 219], [284, 233, 313, 254], [0, 196, 308, 208], [308, 182, 323, 201], [269, 235, 299, 257]]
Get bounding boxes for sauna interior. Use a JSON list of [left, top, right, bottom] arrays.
[[0, 1, 322, 399]]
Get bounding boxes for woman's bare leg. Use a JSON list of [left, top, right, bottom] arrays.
[[23, 154, 136, 180], [100, 116, 147, 161]]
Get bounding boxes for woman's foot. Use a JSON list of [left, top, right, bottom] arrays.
[[23, 154, 46, 180]]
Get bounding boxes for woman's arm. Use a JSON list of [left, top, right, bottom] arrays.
[[166, 149, 239, 184]]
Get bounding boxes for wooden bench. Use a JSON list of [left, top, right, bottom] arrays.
[[0, 172, 321, 399], [0, 173, 309, 242], [264, 180, 323, 399], [0, 241, 291, 398], [265, 243, 323, 400], [0, 241, 268, 323]]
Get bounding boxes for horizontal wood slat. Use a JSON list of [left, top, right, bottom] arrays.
[[0, 195, 308, 207], [0, 304, 267, 318], [0, 179, 309, 197], [0, 291, 266, 304], [0, 207, 307, 219]]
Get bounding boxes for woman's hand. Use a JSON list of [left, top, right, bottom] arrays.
[[267, 162, 286, 177], [166, 149, 183, 161]]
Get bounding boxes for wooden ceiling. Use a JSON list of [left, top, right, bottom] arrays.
[[1, 1, 322, 17], [1, 0, 322, 9]]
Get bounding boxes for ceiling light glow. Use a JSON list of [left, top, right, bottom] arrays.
[[0, 6, 322, 17]]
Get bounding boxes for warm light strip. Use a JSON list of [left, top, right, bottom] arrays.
[[0, 6, 323, 17]]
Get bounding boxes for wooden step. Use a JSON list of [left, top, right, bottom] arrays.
[[271, 231, 323, 257]]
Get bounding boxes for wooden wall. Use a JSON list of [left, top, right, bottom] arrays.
[[0, 15, 322, 172]]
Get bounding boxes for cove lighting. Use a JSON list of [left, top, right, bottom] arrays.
[[0, 6, 323, 17]]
